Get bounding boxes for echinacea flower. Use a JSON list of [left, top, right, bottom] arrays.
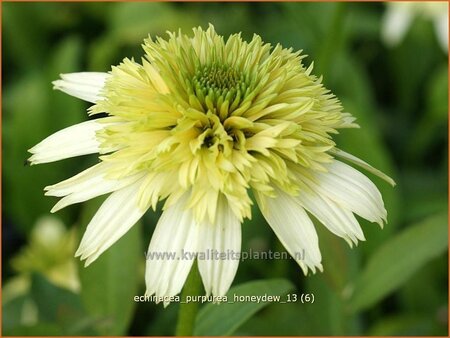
[[381, 2, 448, 53], [29, 25, 394, 302], [11, 216, 80, 293]]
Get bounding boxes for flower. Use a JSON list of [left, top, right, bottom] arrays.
[[11, 215, 80, 293], [5, 216, 79, 327], [29, 25, 394, 302], [381, 2, 448, 53]]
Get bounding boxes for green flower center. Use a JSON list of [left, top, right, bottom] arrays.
[[190, 64, 251, 117], [194, 64, 241, 91]]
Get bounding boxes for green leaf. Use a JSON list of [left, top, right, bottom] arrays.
[[367, 314, 435, 336], [313, 219, 356, 294], [5, 322, 64, 336], [109, 3, 197, 43], [2, 294, 33, 332], [194, 278, 294, 336], [3, 36, 84, 234], [89, 3, 200, 69], [406, 64, 448, 161], [31, 273, 84, 323], [78, 198, 143, 336], [401, 170, 447, 223], [3, 3, 47, 71], [236, 302, 307, 335], [29, 273, 98, 335], [426, 64, 449, 122], [348, 213, 448, 312]]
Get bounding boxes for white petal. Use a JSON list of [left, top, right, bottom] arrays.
[[145, 194, 199, 301], [53, 72, 109, 103], [45, 162, 145, 213], [28, 120, 104, 164], [44, 162, 111, 197], [197, 196, 241, 297], [434, 12, 449, 53], [330, 148, 396, 186], [297, 186, 365, 247], [313, 161, 387, 227], [340, 112, 360, 129], [75, 177, 147, 266], [257, 189, 322, 274], [381, 3, 414, 47]]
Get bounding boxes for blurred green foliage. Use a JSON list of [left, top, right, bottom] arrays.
[[2, 2, 448, 336]]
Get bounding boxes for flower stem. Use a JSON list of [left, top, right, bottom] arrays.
[[175, 262, 202, 336]]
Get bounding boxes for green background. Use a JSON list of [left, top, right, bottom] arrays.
[[2, 2, 448, 336]]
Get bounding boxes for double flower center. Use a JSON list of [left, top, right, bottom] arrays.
[[189, 64, 252, 119]]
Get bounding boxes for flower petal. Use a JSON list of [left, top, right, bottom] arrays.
[[297, 185, 365, 247], [145, 194, 199, 301], [330, 148, 395, 186], [197, 196, 241, 297], [75, 177, 147, 266], [312, 160, 387, 227], [257, 189, 322, 274], [434, 11, 449, 53], [381, 3, 414, 47], [28, 120, 104, 164], [45, 163, 145, 213], [53, 72, 109, 103]]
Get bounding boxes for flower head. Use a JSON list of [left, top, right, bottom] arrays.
[[12, 216, 80, 293], [29, 25, 394, 302], [382, 2, 448, 53]]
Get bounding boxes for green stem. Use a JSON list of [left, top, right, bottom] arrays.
[[175, 262, 202, 336]]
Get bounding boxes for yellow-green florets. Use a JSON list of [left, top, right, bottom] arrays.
[[90, 24, 357, 223]]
